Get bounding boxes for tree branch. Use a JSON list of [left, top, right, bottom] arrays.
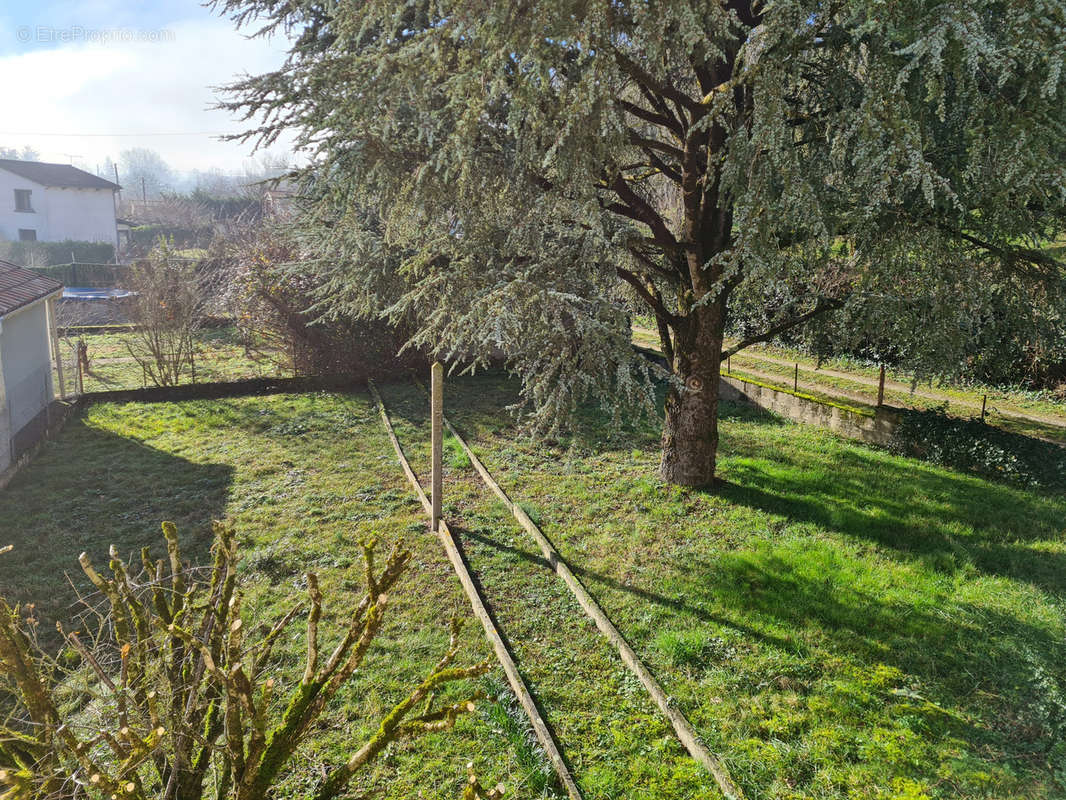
[[612, 50, 698, 112], [618, 99, 684, 140], [722, 298, 845, 359], [617, 265, 679, 326], [607, 174, 678, 248], [935, 222, 1063, 279]]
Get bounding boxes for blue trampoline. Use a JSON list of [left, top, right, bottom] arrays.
[[62, 287, 136, 300]]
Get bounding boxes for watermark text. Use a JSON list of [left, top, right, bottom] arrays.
[[16, 25, 175, 45]]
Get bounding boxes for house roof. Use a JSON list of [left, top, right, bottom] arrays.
[[0, 260, 63, 319], [0, 159, 120, 191]]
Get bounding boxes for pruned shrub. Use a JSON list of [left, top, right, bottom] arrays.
[[0, 239, 115, 268], [0, 522, 495, 800]]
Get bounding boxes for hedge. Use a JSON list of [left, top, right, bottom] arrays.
[[0, 239, 115, 267], [889, 404, 1066, 490], [25, 262, 131, 287]]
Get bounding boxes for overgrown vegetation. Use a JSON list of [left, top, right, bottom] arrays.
[[218, 224, 424, 380], [890, 404, 1066, 490]]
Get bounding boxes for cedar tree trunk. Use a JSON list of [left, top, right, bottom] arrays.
[[659, 301, 726, 487]]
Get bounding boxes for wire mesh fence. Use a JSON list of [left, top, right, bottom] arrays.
[[54, 326, 290, 394]]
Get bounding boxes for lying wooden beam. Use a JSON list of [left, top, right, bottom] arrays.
[[367, 380, 585, 800], [415, 379, 745, 800]]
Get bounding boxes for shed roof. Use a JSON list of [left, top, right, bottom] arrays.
[[0, 159, 120, 190], [0, 260, 63, 319]]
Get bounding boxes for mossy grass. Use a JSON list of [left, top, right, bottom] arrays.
[[3, 377, 1064, 798]]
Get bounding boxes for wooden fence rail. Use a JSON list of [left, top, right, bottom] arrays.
[[413, 377, 745, 800], [367, 380, 585, 800]]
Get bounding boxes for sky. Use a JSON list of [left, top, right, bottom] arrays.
[[0, 0, 296, 178]]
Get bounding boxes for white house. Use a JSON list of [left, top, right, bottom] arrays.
[[0, 260, 63, 475], [0, 159, 119, 248]]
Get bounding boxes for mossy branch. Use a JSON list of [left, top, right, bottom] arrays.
[[0, 522, 497, 800]]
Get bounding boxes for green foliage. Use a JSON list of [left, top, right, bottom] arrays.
[[446, 435, 473, 470], [480, 678, 557, 798], [889, 404, 1066, 490], [129, 224, 213, 253], [214, 0, 1066, 482], [653, 630, 736, 672], [0, 239, 115, 268]]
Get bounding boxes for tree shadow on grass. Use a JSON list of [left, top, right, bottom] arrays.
[[700, 417, 1066, 770], [0, 415, 233, 649], [714, 418, 1066, 596], [705, 543, 1066, 760], [456, 527, 795, 653]]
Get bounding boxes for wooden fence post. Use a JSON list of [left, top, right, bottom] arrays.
[[793, 363, 799, 392], [47, 297, 66, 400], [877, 364, 886, 407], [981, 394, 987, 422], [431, 361, 443, 532]]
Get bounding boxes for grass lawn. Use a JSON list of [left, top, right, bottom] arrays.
[[379, 376, 1066, 799], [56, 326, 285, 393], [2, 377, 1065, 799], [0, 391, 551, 800], [632, 325, 1066, 444]]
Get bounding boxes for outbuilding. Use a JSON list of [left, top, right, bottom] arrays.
[[0, 259, 63, 474]]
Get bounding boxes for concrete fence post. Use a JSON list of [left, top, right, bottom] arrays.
[[431, 361, 443, 532]]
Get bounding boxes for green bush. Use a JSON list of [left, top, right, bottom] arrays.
[[889, 404, 1066, 490], [129, 223, 213, 253], [0, 239, 115, 268]]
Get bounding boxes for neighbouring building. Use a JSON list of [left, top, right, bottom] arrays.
[[0, 159, 120, 248], [0, 260, 63, 474]]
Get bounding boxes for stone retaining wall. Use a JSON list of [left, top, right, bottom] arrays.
[[720, 374, 901, 446]]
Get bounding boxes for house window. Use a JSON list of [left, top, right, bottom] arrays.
[[13, 189, 32, 212], [18, 229, 36, 242]]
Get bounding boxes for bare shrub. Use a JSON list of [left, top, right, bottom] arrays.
[[215, 223, 422, 381], [125, 241, 206, 386], [0, 522, 493, 800]]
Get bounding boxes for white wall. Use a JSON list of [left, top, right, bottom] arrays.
[[0, 300, 54, 462], [0, 170, 117, 247], [0, 339, 8, 474]]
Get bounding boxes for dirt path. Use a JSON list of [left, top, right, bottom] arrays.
[[633, 327, 1066, 433]]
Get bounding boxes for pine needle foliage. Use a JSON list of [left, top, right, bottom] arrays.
[[214, 0, 1066, 484]]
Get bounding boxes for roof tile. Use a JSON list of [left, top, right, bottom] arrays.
[[0, 159, 119, 190], [0, 260, 63, 318]]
